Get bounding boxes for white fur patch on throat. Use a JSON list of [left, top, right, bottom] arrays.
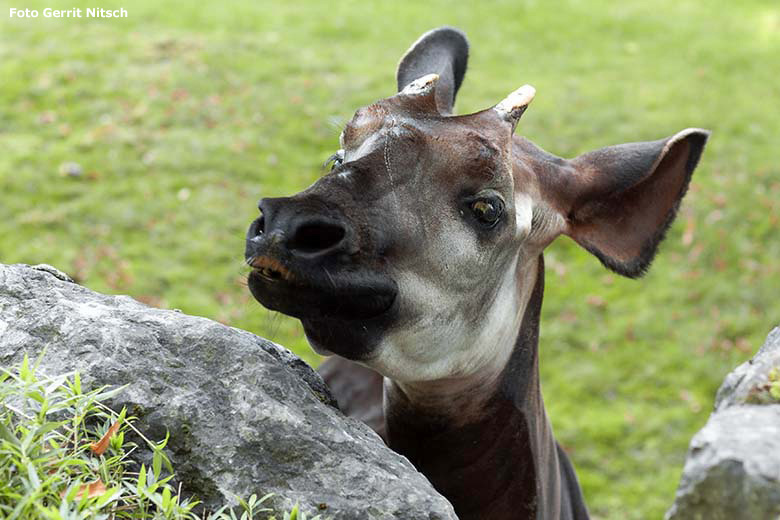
[[370, 254, 539, 386]]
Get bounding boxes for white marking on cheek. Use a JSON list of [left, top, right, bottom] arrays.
[[370, 252, 538, 385], [369, 229, 479, 381], [337, 170, 351, 180], [467, 256, 530, 372], [515, 192, 533, 240]]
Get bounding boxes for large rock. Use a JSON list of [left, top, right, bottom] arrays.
[[0, 263, 456, 519], [666, 327, 780, 520]]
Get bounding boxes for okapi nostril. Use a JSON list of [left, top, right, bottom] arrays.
[[248, 216, 265, 239], [289, 221, 346, 254], [256, 216, 265, 235]]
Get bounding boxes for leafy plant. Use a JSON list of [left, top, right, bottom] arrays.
[[746, 367, 780, 405], [211, 496, 321, 520], [0, 354, 321, 520]]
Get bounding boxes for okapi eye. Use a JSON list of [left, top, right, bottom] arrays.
[[325, 149, 345, 171], [470, 197, 504, 227]]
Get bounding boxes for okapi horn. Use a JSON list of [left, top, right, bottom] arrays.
[[495, 84, 536, 132], [397, 73, 440, 114]]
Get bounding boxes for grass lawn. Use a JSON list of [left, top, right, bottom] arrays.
[[1, 1, 779, 518]]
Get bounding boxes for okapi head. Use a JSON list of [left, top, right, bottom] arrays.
[[246, 27, 707, 383]]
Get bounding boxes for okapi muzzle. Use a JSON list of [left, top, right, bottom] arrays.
[[245, 27, 709, 520], [246, 189, 399, 359]]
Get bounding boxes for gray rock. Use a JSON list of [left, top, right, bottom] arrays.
[[0, 263, 456, 520], [666, 328, 780, 520], [715, 327, 780, 411]]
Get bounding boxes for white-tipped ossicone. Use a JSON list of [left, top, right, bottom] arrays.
[[494, 84, 536, 129], [400, 73, 440, 96]]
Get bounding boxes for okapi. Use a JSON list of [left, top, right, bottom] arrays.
[[245, 27, 708, 520]]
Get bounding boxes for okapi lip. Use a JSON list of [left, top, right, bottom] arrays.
[[249, 255, 294, 282], [247, 264, 398, 323]]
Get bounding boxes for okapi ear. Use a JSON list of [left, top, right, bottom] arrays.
[[557, 128, 710, 278], [396, 27, 469, 115]]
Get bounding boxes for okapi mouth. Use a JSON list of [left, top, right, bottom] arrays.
[[249, 255, 295, 282], [247, 258, 398, 322], [247, 257, 398, 360]]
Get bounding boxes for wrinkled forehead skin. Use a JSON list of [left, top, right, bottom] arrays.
[[331, 94, 526, 265], [335, 94, 524, 217], [309, 95, 538, 381], [341, 96, 516, 191]]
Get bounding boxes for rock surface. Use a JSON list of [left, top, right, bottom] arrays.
[[0, 263, 456, 519], [666, 326, 780, 520]]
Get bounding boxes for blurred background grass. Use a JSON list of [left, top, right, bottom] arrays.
[[1, 1, 778, 518]]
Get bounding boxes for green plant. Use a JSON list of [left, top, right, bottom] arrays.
[[0, 353, 199, 519], [746, 367, 780, 404], [210, 493, 273, 520], [212, 499, 321, 520], [272, 503, 321, 520], [0, 355, 320, 520]]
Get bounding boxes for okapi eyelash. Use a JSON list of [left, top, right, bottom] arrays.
[[323, 150, 345, 171]]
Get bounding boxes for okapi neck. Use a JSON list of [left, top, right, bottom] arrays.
[[384, 257, 564, 519]]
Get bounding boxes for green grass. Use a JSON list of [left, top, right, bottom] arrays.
[[1, 1, 778, 518]]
